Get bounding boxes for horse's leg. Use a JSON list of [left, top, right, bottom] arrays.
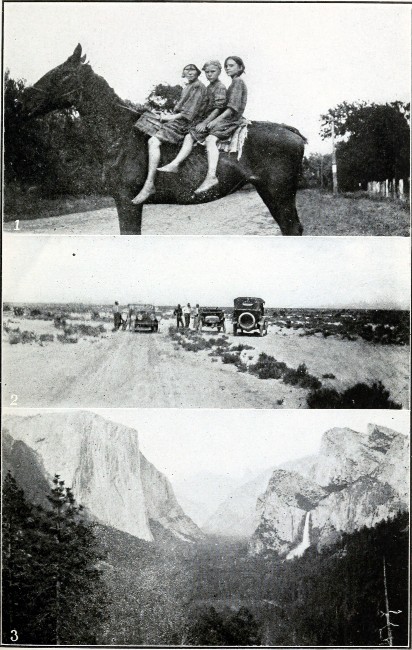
[[114, 195, 143, 235], [254, 179, 303, 236]]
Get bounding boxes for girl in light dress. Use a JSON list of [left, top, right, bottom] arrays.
[[194, 56, 247, 194], [132, 64, 207, 204], [157, 60, 227, 176]]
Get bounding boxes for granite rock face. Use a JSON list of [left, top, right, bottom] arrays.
[[3, 411, 202, 543], [247, 425, 408, 557]]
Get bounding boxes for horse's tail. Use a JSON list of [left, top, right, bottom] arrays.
[[280, 123, 308, 144]]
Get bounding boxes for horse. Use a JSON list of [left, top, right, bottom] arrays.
[[22, 44, 306, 235]]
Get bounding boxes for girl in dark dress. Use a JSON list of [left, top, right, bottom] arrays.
[[157, 60, 227, 174], [132, 64, 206, 204], [194, 56, 247, 195]]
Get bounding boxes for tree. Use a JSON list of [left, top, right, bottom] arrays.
[[2, 472, 40, 644], [146, 83, 183, 112], [320, 101, 410, 191], [302, 153, 333, 189], [2, 473, 109, 644]]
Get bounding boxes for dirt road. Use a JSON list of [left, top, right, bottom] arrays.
[[2, 329, 306, 408], [4, 189, 408, 235], [3, 324, 408, 409], [3, 191, 279, 236]]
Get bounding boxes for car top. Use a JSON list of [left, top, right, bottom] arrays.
[[199, 307, 225, 313], [233, 297, 265, 307], [129, 304, 155, 312]]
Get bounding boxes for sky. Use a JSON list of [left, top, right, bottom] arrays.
[[3, 235, 410, 308], [4, 408, 410, 481], [3, 2, 410, 153]]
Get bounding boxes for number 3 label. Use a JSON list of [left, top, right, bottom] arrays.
[[11, 630, 18, 642]]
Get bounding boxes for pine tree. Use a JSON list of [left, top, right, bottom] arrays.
[[2, 472, 41, 644], [2, 473, 109, 644]]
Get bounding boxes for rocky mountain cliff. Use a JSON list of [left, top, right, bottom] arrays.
[[3, 411, 202, 543], [249, 424, 409, 557]]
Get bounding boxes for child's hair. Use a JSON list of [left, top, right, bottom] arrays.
[[224, 56, 246, 76], [202, 60, 222, 73], [182, 64, 201, 78]]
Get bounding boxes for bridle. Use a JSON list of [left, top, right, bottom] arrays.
[[27, 66, 85, 113]]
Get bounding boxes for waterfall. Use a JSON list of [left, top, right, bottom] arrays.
[[286, 512, 311, 560]]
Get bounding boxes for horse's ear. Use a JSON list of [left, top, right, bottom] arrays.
[[80, 54, 87, 63], [67, 44, 83, 65]]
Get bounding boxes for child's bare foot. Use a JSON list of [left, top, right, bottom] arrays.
[[157, 163, 180, 173], [131, 184, 156, 204], [194, 176, 219, 194]]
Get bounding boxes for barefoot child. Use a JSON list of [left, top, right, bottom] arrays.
[[158, 60, 227, 174], [131, 64, 206, 204], [194, 56, 247, 195]]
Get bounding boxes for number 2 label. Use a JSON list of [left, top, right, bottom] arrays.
[[10, 394, 18, 406]]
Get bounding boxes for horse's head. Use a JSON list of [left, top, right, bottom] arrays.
[[22, 44, 87, 118]]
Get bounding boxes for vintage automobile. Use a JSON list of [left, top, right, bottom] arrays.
[[130, 304, 159, 332], [198, 307, 226, 333], [232, 297, 268, 336]]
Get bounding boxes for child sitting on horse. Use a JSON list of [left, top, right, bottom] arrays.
[[131, 64, 207, 204], [157, 60, 227, 176], [195, 56, 247, 194]]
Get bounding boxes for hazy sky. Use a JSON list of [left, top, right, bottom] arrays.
[[3, 235, 409, 308], [4, 408, 410, 481], [4, 2, 410, 153]]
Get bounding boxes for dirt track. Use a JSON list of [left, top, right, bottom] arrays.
[[3, 191, 279, 236], [4, 189, 409, 235], [2, 323, 409, 409]]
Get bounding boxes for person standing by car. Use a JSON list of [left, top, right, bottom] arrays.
[[174, 304, 184, 328], [121, 307, 129, 331], [128, 305, 136, 331], [112, 301, 121, 330], [183, 303, 191, 328], [193, 304, 200, 331]]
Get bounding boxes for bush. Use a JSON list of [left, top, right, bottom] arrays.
[[249, 353, 287, 379], [39, 334, 54, 343], [322, 373, 336, 379], [63, 324, 104, 337], [9, 330, 38, 345], [230, 344, 254, 352], [221, 352, 242, 365], [57, 334, 78, 344], [283, 363, 322, 390], [307, 381, 402, 409]]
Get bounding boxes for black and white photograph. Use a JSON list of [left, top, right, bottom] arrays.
[[2, 408, 409, 645], [1, 0, 411, 646], [3, 2, 410, 235], [3, 236, 409, 409]]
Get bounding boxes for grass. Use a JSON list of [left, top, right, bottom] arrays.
[[297, 189, 409, 236]]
